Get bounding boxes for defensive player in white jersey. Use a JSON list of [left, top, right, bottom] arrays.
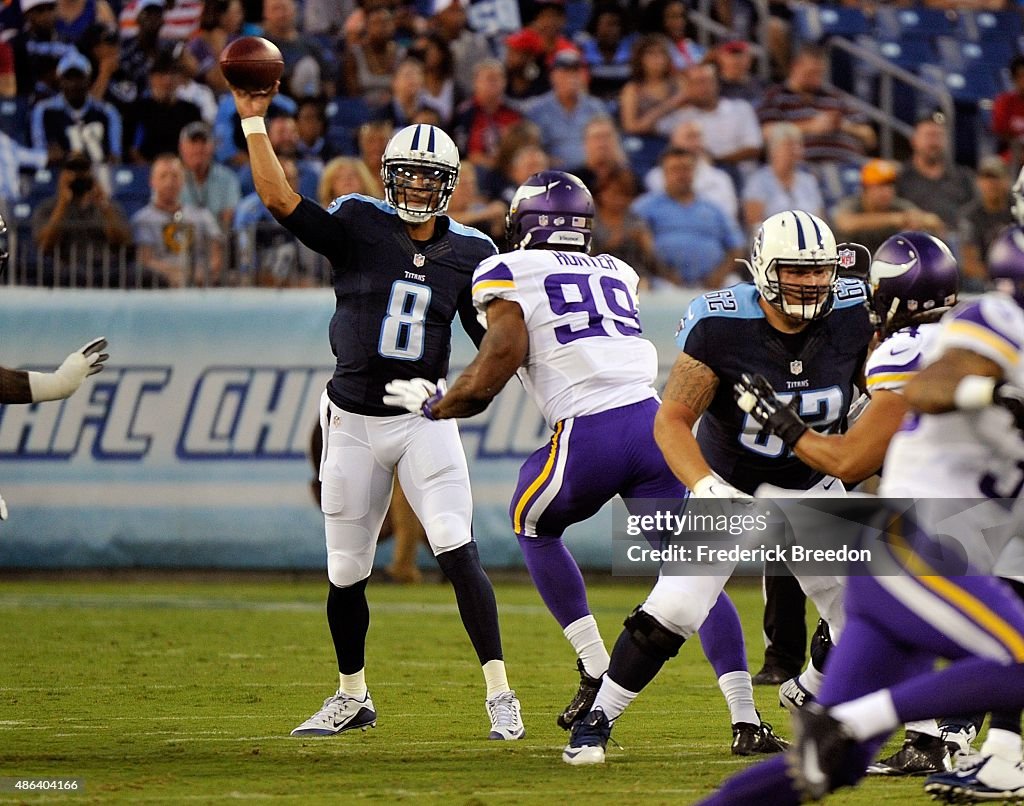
[[734, 231, 961, 775], [385, 170, 788, 756]]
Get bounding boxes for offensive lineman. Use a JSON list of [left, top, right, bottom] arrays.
[[385, 170, 787, 755], [229, 84, 524, 740]]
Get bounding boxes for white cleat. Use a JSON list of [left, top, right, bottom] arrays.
[[486, 690, 525, 740], [290, 690, 377, 737]]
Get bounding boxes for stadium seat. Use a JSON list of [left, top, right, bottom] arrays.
[[874, 7, 954, 41], [23, 168, 57, 209], [876, 39, 939, 72], [0, 96, 29, 146], [622, 134, 667, 181], [959, 10, 1023, 42], [326, 97, 371, 156], [110, 164, 151, 219], [919, 63, 1001, 105], [792, 4, 869, 43]]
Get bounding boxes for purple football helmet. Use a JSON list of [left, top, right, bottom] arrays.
[[0, 214, 6, 279], [506, 170, 595, 252], [988, 225, 1024, 308], [868, 231, 959, 336]]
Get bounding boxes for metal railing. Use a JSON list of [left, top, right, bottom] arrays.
[[822, 35, 956, 160]]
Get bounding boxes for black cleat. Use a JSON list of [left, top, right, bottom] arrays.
[[557, 659, 603, 730], [787, 703, 857, 800], [732, 717, 790, 755], [865, 730, 951, 776], [752, 665, 798, 686]]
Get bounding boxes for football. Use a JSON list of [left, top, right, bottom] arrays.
[[219, 36, 284, 93]]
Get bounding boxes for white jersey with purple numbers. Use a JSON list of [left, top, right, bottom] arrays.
[[471, 249, 659, 428], [864, 323, 939, 395]]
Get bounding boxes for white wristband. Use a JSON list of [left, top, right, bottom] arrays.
[[241, 116, 267, 137], [953, 375, 997, 410]]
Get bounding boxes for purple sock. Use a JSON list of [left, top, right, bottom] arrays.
[[517, 533, 590, 628], [698, 592, 748, 677], [695, 756, 800, 805], [892, 657, 1024, 724]]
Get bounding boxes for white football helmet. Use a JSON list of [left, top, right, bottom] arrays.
[[381, 124, 460, 224], [744, 210, 839, 321]]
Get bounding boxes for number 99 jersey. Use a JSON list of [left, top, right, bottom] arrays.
[[676, 279, 873, 494], [472, 249, 659, 429]]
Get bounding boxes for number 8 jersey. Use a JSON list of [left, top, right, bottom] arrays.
[[677, 279, 873, 494], [472, 249, 660, 429]]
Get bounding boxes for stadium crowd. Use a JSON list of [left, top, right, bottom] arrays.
[[1, 0, 1022, 288]]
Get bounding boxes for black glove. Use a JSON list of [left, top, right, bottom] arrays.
[[734, 373, 808, 448], [994, 382, 1024, 430]]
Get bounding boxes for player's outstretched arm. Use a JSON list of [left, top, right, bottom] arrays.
[[0, 337, 109, 404], [230, 82, 300, 219], [654, 352, 722, 492], [904, 348, 1004, 414]]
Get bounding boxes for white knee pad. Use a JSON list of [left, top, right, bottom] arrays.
[[642, 577, 718, 639], [424, 511, 471, 556], [326, 542, 374, 588], [797, 574, 847, 642]]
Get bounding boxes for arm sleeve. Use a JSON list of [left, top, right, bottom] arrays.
[[865, 330, 924, 393], [674, 298, 711, 363], [276, 196, 351, 269], [471, 257, 529, 317]]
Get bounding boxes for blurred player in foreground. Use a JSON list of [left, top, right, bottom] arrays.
[[697, 231, 1024, 805], [0, 214, 108, 519], [735, 231, 961, 775], [230, 81, 523, 740], [384, 170, 786, 756]]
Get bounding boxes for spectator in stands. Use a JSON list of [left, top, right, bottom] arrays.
[[958, 155, 1015, 289], [0, 40, 14, 97], [644, 118, 738, 226], [178, 120, 240, 232], [31, 50, 122, 167], [119, 0, 204, 43], [742, 122, 824, 234], [341, 5, 402, 111], [713, 39, 767, 108], [896, 112, 978, 231], [372, 57, 438, 130], [30, 150, 131, 285], [990, 55, 1024, 165], [446, 159, 505, 240], [120, 0, 198, 103], [452, 59, 522, 172], [618, 33, 686, 136], [758, 44, 875, 165], [212, 90, 296, 167], [10, 0, 76, 102], [129, 50, 202, 163], [317, 155, 379, 204], [833, 158, 944, 254], [78, 22, 120, 103], [427, 0, 492, 99], [408, 32, 459, 127], [56, 0, 116, 43], [302, 0, 352, 37], [236, 109, 319, 197], [131, 153, 223, 287], [504, 0, 575, 102], [259, 0, 331, 98], [235, 153, 319, 286], [631, 146, 745, 287], [591, 164, 677, 289], [0, 130, 47, 201], [295, 96, 336, 169], [643, 0, 704, 71], [568, 115, 628, 192], [187, 0, 244, 95], [526, 49, 609, 168], [493, 141, 550, 205], [355, 119, 391, 198], [655, 62, 763, 181], [576, 2, 635, 106]]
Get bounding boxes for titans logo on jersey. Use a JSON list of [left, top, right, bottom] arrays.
[[280, 194, 496, 416], [677, 279, 873, 493]]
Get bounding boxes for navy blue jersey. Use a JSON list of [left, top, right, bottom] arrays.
[[676, 280, 873, 494], [280, 194, 496, 416]]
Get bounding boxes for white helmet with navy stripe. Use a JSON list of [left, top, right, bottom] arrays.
[[382, 124, 460, 224], [746, 210, 839, 321]]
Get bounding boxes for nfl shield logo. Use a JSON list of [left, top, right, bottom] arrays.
[[838, 248, 856, 270], [413, 253, 425, 267], [790, 360, 803, 375]]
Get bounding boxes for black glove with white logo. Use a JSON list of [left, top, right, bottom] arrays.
[[734, 373, 808, 449]]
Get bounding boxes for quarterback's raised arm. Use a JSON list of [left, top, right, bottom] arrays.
[[230, 83, 300, 218], [654, 352, 721, 491]]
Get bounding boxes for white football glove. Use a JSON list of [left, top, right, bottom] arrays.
[[0, 489, 7, 520], [383, 378, 446, 418], [692, 475, 752, 499], [28, 337, 109, 402]]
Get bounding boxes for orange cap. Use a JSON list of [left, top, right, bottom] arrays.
[[861, 159, 897, 186]]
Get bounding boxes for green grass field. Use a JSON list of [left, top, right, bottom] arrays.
[[0, 576, 930, 804]]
